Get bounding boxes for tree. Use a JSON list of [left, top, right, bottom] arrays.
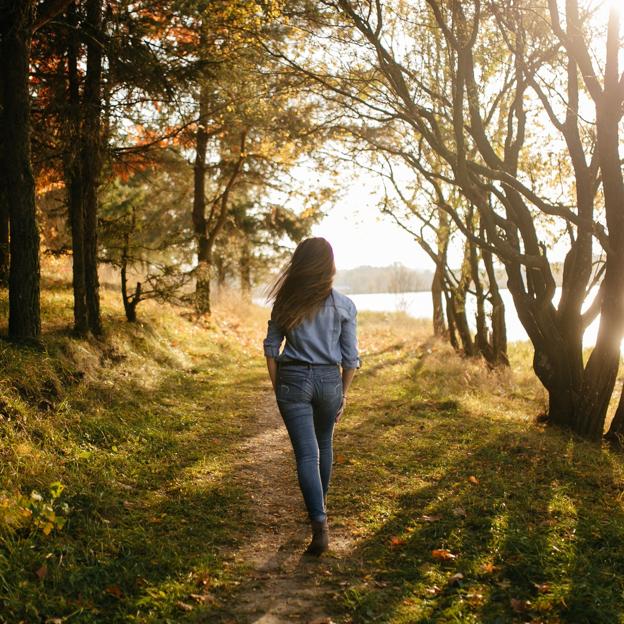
[[0, 1, 41, 340], [270, 0, 622, 437]]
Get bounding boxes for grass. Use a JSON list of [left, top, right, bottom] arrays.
[[2, 279, 624, 623], [0, 277, 269, 623], [325, 312, 624, 624]]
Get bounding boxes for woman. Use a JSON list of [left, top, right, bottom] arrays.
[[263, 237, 360, 556]]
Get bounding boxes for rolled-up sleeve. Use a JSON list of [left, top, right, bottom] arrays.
[[340, 301, 360, 369], [263, 316, 285, 358]]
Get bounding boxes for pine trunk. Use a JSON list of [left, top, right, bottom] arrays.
[[0, 172, 9, 288], [64, 3, 88, 334], [81, 0, 103, 335], [193, 87, 211, 315], [0, 2, 41, 341]]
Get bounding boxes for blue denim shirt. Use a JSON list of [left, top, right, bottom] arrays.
[[263, 288, 361, 369]]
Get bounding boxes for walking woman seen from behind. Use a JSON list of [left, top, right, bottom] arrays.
[[263, 237, 360, 557]]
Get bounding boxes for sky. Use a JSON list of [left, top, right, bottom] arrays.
[[311, 185, 434, 271]]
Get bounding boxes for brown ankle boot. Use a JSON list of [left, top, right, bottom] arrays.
[[305, 518, 329, 556]]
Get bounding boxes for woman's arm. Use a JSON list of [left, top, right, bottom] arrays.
[[342, 367, 356, 396], [336, 367, 356, 422], [266, 356, 278, 392]]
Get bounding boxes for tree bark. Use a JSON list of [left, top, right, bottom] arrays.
[[431, 263, 445, 337], [606, 384, 624, 443], [239, 236, 251, 301], [192, 85, 211, 315], [574, 7, 624, 440], [0, 1, 41, 340], [64, 2, 88, 334], [0, 171, 9, 288], [214, 253, 227, 291], [81, 0, 103, 335], [482, 235, 508, 366]]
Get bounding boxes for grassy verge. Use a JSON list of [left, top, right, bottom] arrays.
[[0, 284, 268, 623], [326, 312, 624, 624]]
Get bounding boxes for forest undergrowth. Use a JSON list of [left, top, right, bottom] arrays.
[[2, 278, 624, 623]]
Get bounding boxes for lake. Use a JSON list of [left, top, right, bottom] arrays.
[[348, 289, 601, 347]]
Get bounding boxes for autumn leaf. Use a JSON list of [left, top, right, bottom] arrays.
[[432, 549, 456, 560], [335, 454, 347, 464], [390, 536, 406, 547], [105, 584, 124, 599], [468, 475, 480, 485], [533, 582, 551, 593], [448, 572, 464, 585], [420, 514, 442, 522], [176, 601, 194, 612], [36, 563, 48, 581], [510, 598, 530, 613], [481, 562, 497, 574]]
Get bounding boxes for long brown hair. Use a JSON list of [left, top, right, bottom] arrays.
[[267, 237, 336, 331]]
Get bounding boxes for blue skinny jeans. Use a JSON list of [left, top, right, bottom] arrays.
[[275, 363, 343, 523]]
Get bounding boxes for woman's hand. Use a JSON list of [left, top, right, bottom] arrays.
[[335, 395, 347, 423]]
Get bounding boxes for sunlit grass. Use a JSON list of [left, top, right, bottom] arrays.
[[2, 273, 624, 622], [0, 277, 269, 622]]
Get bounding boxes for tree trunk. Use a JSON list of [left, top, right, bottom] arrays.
[[0, 171, 9, 288], [606, 382, 624, 443], [443, 290, 459, 351], [0, 1, 41, 341], [81, 0, 103, 336], [214, 253, 227, 291], [121, 247, 141, 323], [574, 11, 624, 441], [482, 239, 508, 366], [193, 85, 211, 316], [64, 2, 88, 334], [239, 236, 251, 301], [431, 262, 446, 337]]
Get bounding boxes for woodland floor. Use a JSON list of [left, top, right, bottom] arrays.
[[3, 283, 624, 623]]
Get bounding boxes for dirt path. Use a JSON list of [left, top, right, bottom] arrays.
[[221, 390, 351, 624]]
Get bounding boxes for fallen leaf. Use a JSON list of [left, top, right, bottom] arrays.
[[420, 514, 442, 522], [390, 536, 406, 547], [432, 549, 456, 560], [466, 592, 484, 606], [36, 563, 48, 581], [452, 507, 467, 518], [448, 572, 464, 585], [510, 598, 530, 613], [309, 618, 335, 624], [533, 582, 551, 593], [176, 601, 194, 612], [335, 454, 346, 464], [425, 585, 441, 595], [481, 562, 497, 574], [105, 584, 124, 599], [468, 475, 480, 485]]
